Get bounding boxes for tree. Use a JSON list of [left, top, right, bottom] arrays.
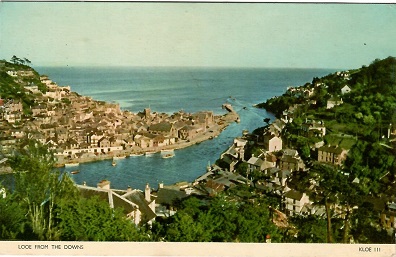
[[161, 193, 282, 242], [289, 215, 327, 243], [308, 164, 343, 243], [23, 58, 32, 66], [0, 186, 29, 240], [10, 55, 19, 64], [344, 141, 394, 195], [306, 163, 365, 243], [57, 196, 148, 241], [9, 140, 79, 240], [350, 202, 391, 243], [236, 162, 248, 177], [165, 210, 211, 242]]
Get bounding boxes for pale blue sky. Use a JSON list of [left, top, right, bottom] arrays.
[[0, 3, 395, 69]]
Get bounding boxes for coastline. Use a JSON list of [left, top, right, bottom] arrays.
[[0, 110, 239, 174], [55, 110, 239, 167], [0, 62, 241, 175]]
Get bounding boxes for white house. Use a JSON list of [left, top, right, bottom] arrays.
[[284, 189, 310, 216], [263, 133, 282, 152], [0, 188, 6, 198], [341, 85, 351, 95], [326, 97, 343, 109], [6, 70, 17, 77]]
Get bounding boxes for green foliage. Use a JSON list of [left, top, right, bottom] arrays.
[[323, 134, 356, 150], [257, 94, 303, 117], [350, 202, 391, 243], [57, 196, 149, 241], [2, 140, 151, 241], [8, 140, 80, 240], [10, 55, 32, 66], [0, 59, 47, 114], [243, 144, 264, 162], [157, 194, 281, 242], [344, 141, 395, 195], [235, 162, 248, 177], [350, 57, 396, 94], [61, 97, 71, 105], [259, 57, 396, 142], [289, 215, 327, 243], [0, 189, 29, 240], [0, 75, 33, 115], [304, 163, 361, 243]]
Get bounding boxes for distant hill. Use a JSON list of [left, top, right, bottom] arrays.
[[0, 59, 46, 114], [257, 56, 396, 138]]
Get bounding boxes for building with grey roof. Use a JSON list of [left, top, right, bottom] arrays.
[[77, 180, 156, 225]]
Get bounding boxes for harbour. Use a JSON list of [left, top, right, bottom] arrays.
[[2, 67, 336, 191]]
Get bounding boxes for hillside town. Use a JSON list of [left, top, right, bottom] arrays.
[[0, 64, 239, 168], [1, 57, 396, 243], [80, 62, 396, 237]]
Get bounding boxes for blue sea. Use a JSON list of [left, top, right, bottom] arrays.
[[6, 67, 336, 191]]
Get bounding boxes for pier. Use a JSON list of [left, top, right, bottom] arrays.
[[222, 103, 235, 113]]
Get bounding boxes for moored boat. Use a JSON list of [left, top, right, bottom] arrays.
[[162, 153, 175, 159], [71, 170, 80, 174], [130, 153, 144, 157], [145, 151, 156, 156], [113, 156, 126, 160], [65, 162, 79, 167], [161, 149, 175, 158], [112, 161, 117, 166]]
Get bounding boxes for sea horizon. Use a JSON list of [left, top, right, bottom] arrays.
[[35, 65, 344, 71]]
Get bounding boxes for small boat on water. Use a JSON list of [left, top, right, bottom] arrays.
[[161, 149, 175, 159], [71, 170, 80, 175], [112, 161, 117, 166], [65, 162, 79, 167], [145, 151, 156, 156], [113, 156, 126, 160], [130, 153, 144, 157], [162, 153, 175, 159]]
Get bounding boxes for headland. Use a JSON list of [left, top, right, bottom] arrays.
[[0, 61, 239, 172]]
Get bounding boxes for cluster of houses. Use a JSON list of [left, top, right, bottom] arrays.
[[135, 113, 348, 219], [92, 103, 357, 223], [207, 120, 396, 236], [215, 118, 324, 217], [283, 71, 352, 113], [3, 65, 396, 234], [0, 64, 247, 227], [0, 70, 223, 164], [223, 70, 396, 232]]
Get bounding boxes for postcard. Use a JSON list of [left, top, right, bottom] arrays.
[[0, 1, 395, 256]]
